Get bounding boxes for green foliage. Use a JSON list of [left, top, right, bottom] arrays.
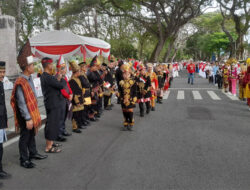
[[56, 0, 100, 17], [21, 0, 48, 41], [110, 38, 137, 59], [2, 0, 48, 48], [185, 12, 239, 60]]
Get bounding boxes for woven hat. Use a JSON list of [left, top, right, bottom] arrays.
[[17, 41, 37, 68]]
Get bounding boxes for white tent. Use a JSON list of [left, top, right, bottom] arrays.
[[29, 30, 111, 60], [79, 36, 111, 59]]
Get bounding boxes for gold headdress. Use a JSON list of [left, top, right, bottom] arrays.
[[69, 61, 80, 73], [246, 58, 250, 66], [123, 64, 131, 73], [226, 58, 237, 65]]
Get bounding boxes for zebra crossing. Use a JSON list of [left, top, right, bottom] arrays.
[[163, 89, 240, 101]]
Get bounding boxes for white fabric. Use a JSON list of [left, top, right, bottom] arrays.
[[29, 31, 111, 59], [30, 31, 82, 46], [199, 70, 206, 78], [3, 77, 13, 90], [33, 78, 43, 97], [79, 36, 111, 49], [85, 47, 100, 58]]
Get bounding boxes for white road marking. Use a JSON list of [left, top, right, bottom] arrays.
[[177, 91, 185, 100], [192, 91, 202, 100], [223, 92, 239, 101], [163, 91, 170, 100], [207, 91, 221, 100]]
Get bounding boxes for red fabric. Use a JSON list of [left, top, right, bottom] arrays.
[[164, 81, 169, 91], [35, 45, 80, 55], [243, 66, 250, 87], [153, 78, 158, 89], [187, 63, 196, 73], [42, 58, 53, 64], [11, 77, 41, 134], [80, 46, 86, 62], [61, 77, 73, 99], [85, 45, 110, 53]]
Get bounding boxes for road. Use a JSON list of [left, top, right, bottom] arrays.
[[2, 71, 250, 190]]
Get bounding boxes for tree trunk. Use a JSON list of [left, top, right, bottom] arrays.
[[236, 34, 244, 60], [139, 41, 144, 60], [16, 0, 22, 50], [164, 40, 175, 62], [93, 8, 98, 38], [149, 36, 166, 62], [55, 0, 61, 30], [171, 48, 178, 62]]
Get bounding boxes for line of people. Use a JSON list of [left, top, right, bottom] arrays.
[[188, 58, 250, 110], [0, 51, 172, 187]]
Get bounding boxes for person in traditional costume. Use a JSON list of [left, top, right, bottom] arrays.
[[78, 62, 96, 123], [163, 64, 170, 92], [222, 64, 230, 93], [96, 60, 104, 115], [239, 63, 248, 100], [155, 64, 165, 104], [168, 63, 173, 87], [118, 64, 137, 131], [108, 59, 116, 108], [0, 61, 11, 178], [243, 59, 250, 110], [136, 65, 151, 117], [147, 63, 158, 111], [230, 63, 238, 96], [101, 63, 115, 110], [55, 56, 72, 141], [40, 57, 64, 153], [87, 56, 102, 118], [11, 53, 47, 168], [115, 60, 124, 104], [69, 61, 86, 133]]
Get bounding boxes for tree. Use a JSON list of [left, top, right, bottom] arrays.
[[217, 0, 250, 59], [2, 0, 48, 49], [101, 0, 212, 62]]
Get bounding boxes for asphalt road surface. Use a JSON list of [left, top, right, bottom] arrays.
[[2, 71, 250, 190]]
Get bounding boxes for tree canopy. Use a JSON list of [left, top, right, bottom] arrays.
[[0, 0, 249, 61]]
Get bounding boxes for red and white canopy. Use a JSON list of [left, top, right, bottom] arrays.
[[29, 30, 111, 60], [79, 36, 111, 59]]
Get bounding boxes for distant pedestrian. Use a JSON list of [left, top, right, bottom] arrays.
[[216, 65, 223, 89], [187, 60, 195, 85]]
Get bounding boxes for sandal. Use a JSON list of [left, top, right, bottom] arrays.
[[45, 147, 62, 153], [52, 143, 62, 147]]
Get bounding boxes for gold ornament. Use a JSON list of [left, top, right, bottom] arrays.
[[226, 58, 237, 65], [246, 58, 250, 66]]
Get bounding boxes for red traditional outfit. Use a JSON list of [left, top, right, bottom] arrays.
[[243, 66, 250, 106]]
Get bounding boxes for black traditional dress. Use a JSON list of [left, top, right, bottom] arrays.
[[40, 72, 64, 140], [69, 77, 85, 130], [118, 79, 137, 128], [136, 74, 151, 116]]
